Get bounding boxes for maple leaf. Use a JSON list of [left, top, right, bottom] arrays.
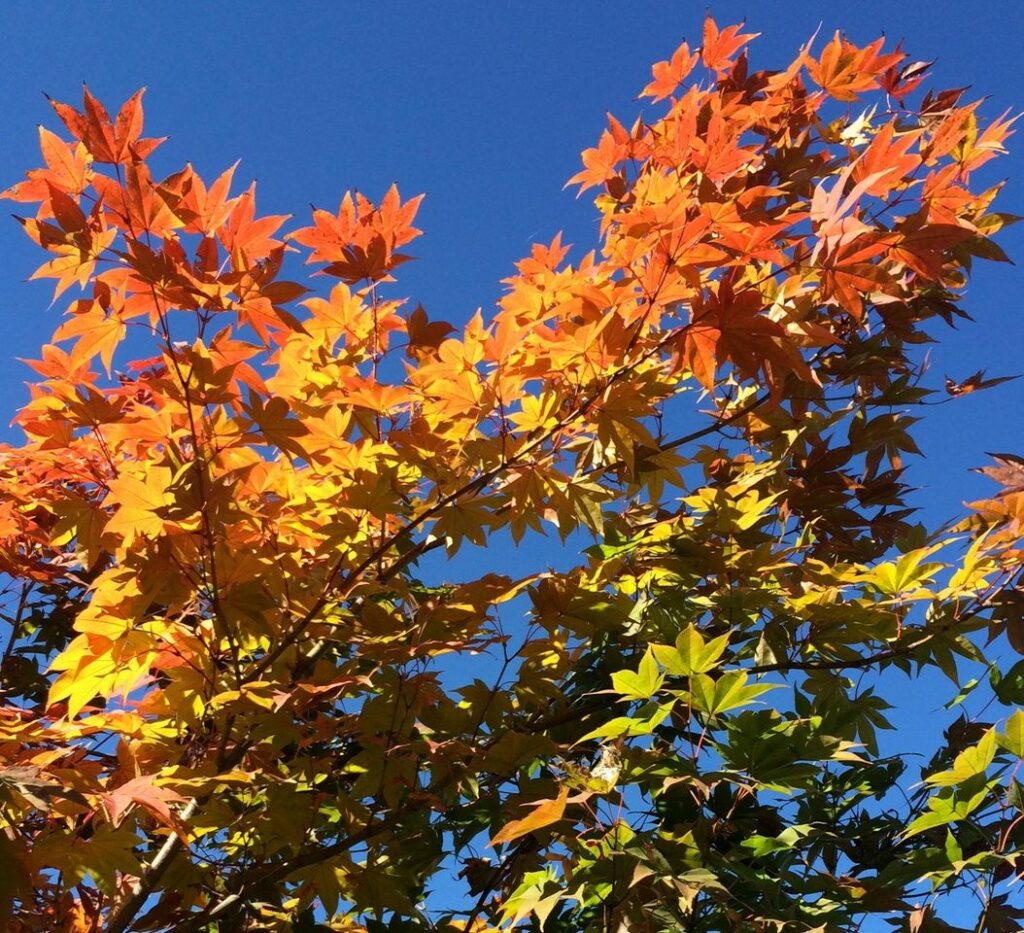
[[490, 786, 570, 846], [958, 108, 1020, 175], [405, 305, 455, 359], [219, 182, 290, 263], [680, 276, 810, 391], [291, 185, 424, 283], [0, 765, 89, 810], [341, 375, 412, 418], [48, 87, 163, 164], [810, 163, 885, 251], [944, 370, 1019, 397], [20, 219, 117, 301], [568, 121, 627, 193], [852, 120, 922, 198], [881, 56, 933, 103], [886, 216, 976, 280], [100, 775, 188, 840], [243, 392, 310, 458], [2, 126, 92, 207], [301, 283, 404, 355], [432, 497, 497, 552], [642, 41, 700, 101], [158, 162, 241, 236], [692, 105, 761, 185], [103, 467, 174, 547], [52, 301, 126, 376], [701, 17, 759, 75], [973, 453, 1024, 495], [805, 33, 904, 102]]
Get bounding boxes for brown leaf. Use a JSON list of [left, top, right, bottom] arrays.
[[973, 452, 1024, 493], [945, 370, 1020, 397], [0, 765, 89, 810]]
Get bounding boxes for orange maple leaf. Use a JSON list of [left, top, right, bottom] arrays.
[[48, 87, 163, 165], [291, 185, 423, 283], [805, 33, 904, 102], [642, 41, 700, 101], [490, 786, 570, 847], [100, 775, 188, 840], [701, 17, 760, 75]]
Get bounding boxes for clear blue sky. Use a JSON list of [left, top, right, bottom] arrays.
[[1, 2, 1022, 923]]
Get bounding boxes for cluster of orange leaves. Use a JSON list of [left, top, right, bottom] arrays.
[[0, 16, 1017, 930]]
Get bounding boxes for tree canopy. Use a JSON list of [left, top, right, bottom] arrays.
[[0, 16, 1022, 933]]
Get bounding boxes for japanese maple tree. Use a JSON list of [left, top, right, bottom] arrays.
[[1, 17, 1023, 933]]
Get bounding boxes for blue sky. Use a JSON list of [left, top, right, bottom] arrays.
[[1, 2, 1022, 924]]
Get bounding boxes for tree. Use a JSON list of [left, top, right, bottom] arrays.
[[0, 16, 1021, 932]]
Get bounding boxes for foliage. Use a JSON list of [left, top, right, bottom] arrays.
[[0, 17, 1022, 933]]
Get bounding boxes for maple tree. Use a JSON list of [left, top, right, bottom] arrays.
[[1, 16, 1023, 932]]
